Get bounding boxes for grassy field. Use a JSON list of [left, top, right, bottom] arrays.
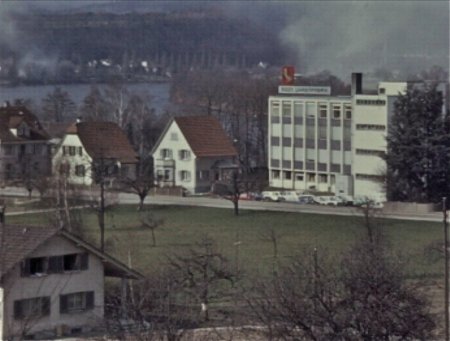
[[7, 204, 444, 279]]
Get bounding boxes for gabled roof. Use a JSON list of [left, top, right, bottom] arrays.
[[175, 116, 237, 157], [76, 121, 138, 164], [152, 116, 237, 158], [0, 105, 49, 142], [0, 225, 143, 281]]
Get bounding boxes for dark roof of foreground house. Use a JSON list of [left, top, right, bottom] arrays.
[[69, 121, 138, 164], [0, 105, 49, 142], [153, 116, 237, 158], [0, 224, 143, 281]]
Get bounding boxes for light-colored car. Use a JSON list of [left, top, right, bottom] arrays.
[[262, 191, 285, 202], [314, 196, 342, 206], [281, 191, 303, 202]]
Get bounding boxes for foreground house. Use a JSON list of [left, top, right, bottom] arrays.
[[152, 116, 238, 194], [52, 121, 138, 186], [0, 225, 142, 340], [0, 104, 51, 185]]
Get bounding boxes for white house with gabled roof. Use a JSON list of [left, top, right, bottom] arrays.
[[151, 116, 238, 194], [0, 224, 142, 340]]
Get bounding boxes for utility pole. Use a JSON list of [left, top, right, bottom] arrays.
[[443, 197, 449, 341]]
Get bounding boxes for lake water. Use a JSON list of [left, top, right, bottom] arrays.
[[0, 82, 172, 115]]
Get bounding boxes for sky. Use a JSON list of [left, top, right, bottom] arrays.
[[0, 0, 448, 78]]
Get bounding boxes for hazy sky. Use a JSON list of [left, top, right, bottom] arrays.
[[0, 0, 448, 78]]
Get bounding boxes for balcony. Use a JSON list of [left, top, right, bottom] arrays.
[[155, 158, 175, 168]]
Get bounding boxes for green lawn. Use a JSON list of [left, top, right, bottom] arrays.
[[7, 205, 444, 279]]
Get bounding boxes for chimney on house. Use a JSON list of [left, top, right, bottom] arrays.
[[351, 73, 363, 96]]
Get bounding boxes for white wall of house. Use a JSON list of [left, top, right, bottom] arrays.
[[152, 121, 197, 193], [52, 134, 93, 186], [2, 236, 104, 339]]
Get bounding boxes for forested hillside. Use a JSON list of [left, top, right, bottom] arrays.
[[0, 11, 287, 84]]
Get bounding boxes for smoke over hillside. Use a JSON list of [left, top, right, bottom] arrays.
[[279, 1, 449, 79]]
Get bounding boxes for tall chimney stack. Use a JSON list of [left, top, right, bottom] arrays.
[[351, 73, 363, 96]]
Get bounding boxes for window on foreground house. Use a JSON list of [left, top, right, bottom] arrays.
[[22, 254, 88, 276], [60, 291, 94, 314], [14, 297, 50, 320]]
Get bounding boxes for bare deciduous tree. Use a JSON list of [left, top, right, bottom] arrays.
[[105, 272, 200, 341], [41, 87, 77, 123], [140, 210, 164, 247], [168, 236, 237, 322], [249, 241, 435, 340]]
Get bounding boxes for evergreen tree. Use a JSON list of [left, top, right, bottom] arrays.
[[385, 83, 449, 202]]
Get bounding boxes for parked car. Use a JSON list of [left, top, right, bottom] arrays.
[[337, 195, 354, 206], [262, 191, 286, 202], [281, 191, 303, 202], [297, 195, 316, 205], [314, 196, 342, 206]]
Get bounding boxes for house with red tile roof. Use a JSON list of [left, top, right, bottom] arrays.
[[52, 121, 138, 186], [0, 224, 142, 340], [0, 104, 51, 184], [151, 116, 238, 194]]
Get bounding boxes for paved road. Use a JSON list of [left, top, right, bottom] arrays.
[[119, 192, 443, 223], [0, 186, 443, 222]]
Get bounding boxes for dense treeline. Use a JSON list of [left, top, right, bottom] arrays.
[[0, 11, 287, 84]]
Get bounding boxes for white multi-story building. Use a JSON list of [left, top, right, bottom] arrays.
[[268, 73, 448, 200]]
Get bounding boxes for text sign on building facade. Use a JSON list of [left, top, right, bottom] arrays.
[[278, 86, 331, 95]]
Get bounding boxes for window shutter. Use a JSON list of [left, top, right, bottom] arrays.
[[80, 253, 89, 270], [60, 295, 68, 314], [48, 256, 63, 274], [14, 300, 23, 320], [21, 259, 31, 276], [42, 297, 51, 316], [85, 291, 95, 310]]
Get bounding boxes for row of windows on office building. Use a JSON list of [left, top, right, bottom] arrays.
[[272, 170, 383, 183], [271, 101, 352, 120], [271, 120, 352, 142], [272, 170, 336, 184], [271, 158, 352, 175]]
